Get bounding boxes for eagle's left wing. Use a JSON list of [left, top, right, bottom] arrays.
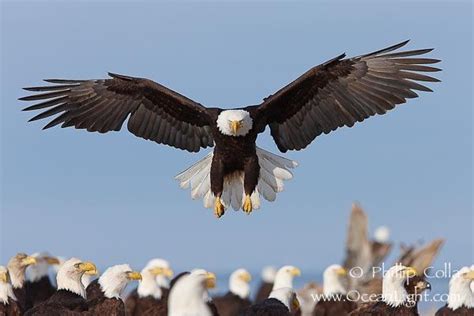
[[251, 40, 441, 153]]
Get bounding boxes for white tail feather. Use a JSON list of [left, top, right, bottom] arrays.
[[175, 147, 297, 212]]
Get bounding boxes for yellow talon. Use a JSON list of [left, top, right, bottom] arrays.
[[214, 197, 225, 218], [243, 195, 253, 214]]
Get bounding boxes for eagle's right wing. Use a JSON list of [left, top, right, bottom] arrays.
[[21, 73, 214, 152]]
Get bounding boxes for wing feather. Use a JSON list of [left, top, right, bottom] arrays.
[[251, 41, 440, 152], [21, 73, 213, 152]]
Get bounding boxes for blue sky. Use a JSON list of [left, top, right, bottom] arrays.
[[1, 0, 472, 280]]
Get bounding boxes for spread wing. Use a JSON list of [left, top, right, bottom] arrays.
[[251, 40, 441, 152], [20, 73, 214, 152]]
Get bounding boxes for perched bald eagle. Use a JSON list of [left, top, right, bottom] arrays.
[[255, 266, 277, 303], [312, 265, 357, 316], [24, 252, 60, 308], [272, 266, 301, 291], [24, 258, 98, 315], [125, 259, 173, 316], [21, 40, 440, 218], [243, 287, 300, 316], [435, 266, 474, 316], [6, 253, 37, 313], [86, 264, 142, 316], [348, 265, 422, 316], [166, 270, 217, 316], [213, 268, 252, 316], [0, 266, 22, 316]]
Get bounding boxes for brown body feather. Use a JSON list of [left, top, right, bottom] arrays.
[[213, 291, 252, 316]]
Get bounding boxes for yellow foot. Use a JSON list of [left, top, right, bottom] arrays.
[[214, 197, 225, 218], [243, 195, 253, 214]]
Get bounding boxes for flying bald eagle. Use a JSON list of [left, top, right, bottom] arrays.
[[20, 40, 440, 218]]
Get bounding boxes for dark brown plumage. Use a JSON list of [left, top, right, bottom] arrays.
[[312, 294, 357, 316], [84, 279, 127, 316], [213, 292, 252, 316], [254, 282, 273, 303], [21, 41, 440, 216], [24, 275, 56, 308], [85, 279, 103, 302], [435, 305, 474, 316], [242, 298, 293, 316], [0, 299, 22, 316], [24, 289, 88, 316]]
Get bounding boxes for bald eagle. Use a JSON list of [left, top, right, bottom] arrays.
[[24, 258, 98, 315], [312, 265, 357, 316], [125, 259, 173, 316], [348, 265, 425, 316], [435, 266, 474, 316], [0, 266, 22, 316], [86, 264, 142, 316], [24, 252, 60, 308], [20, 40, 440, 218], [7, 253, 37, 313], [213, 269, 252, 316]]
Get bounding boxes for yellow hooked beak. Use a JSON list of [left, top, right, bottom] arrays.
[[45, 257, 60, 265], [205, 272, 217, 289], [239, 271, 252, 283], [150, 267, 174, 278], [0, 272, 7, 283], [126, 271, 142, 281], [403, 267, 418, 278], [463, 270, 474, 280], [78, 262, 98, 276], [22, 256, 37, 267], [291, 267, 301, 277], [336, 267, 347, 276], [230, 120, 242, 135]]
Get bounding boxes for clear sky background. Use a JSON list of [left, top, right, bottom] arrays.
[[1, 0, 472, 282]]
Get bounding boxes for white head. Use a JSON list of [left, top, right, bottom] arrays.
[[98, 264, 142, 299], [272, 265, 301, 291], [229, 268, 252, 299], [56, 258, 98, 298], [382, 264, 417, 307], [374, 226, 390, 243], [0, 266, 17, 305], [269, 287, 300, 313], [216, 110, 253, 137], [7, 253, 37, 289], [261, 266, 277, 283], [26, 252, 60, 283], [323, 264, 348, 296], [447, 266, 474, 310], [168, 269, 216, 316], [137, 258, 174, 299]]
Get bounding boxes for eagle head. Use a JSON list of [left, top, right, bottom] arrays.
[[217, 110, 253, 137]]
